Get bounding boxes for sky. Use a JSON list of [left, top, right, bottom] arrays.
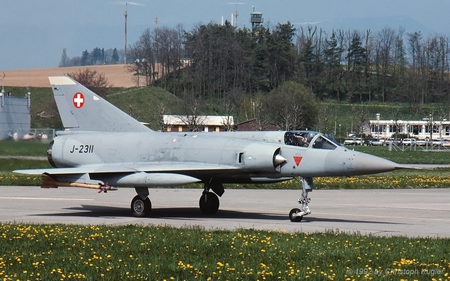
[[1, 0, 450, 70]]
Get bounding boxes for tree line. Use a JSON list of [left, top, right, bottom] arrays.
[[59, 47, 121, 67], [126, 23, 450, 106], [58, 21, 450, 131]]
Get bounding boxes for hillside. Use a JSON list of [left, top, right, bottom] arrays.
[[18, 86, 183, 130], [2, 64, 136, 88], [1, 65, 443, 137]]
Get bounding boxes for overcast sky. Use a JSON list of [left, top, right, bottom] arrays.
[[1, 0, 450, 70]]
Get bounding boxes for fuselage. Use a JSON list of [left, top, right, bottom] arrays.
[[47, 130, 399, 182]]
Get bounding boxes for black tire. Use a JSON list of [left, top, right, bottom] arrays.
[[199, 192, 219, 215], [131, 195, 152, 217], [289, 208, 303, 222]]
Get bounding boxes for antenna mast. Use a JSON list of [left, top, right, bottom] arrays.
[[227, 2, 245, 27]]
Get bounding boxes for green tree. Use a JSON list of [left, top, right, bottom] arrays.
[[59, 48, 69, 67], [80, 50, 89, 66], [112, 48, 119, 64], [267, 22, 297, 88], [249, 26, 271, 92], [323, 30, 344, 100], [346, 31, 367, 101], [261, 81, 318, 130]]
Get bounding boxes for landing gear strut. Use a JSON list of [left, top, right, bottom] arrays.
[[289, 177, 313, 222], [131, 187, 151, 217]]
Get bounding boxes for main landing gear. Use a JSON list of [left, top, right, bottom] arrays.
[[199, 191, 220, 215], [199, 180, 223, 215], [289, 177, 313, 222], [131, 187, 151, 217], [129, 184, 223, 217]]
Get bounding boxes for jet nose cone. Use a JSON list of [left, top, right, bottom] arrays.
[[353, 153, 400, 175]]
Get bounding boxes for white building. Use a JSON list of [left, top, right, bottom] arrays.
[[163, 115, 234, 132], [368, 118, 450, 140]]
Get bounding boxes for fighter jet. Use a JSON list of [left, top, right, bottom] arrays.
[[14, 76, 404, 222]]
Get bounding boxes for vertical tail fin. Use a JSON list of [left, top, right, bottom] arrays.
[[49, 76, 151, 132]]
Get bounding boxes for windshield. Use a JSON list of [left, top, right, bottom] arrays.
[[311, 135, 338, 150], [284, 131, 338, 150]]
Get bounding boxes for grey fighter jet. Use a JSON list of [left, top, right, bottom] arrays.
[[14, 76, 404, 222]]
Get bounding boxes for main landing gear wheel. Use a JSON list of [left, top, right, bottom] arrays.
[[131, 195, 152, 217], [199, 191, 219, 215], [289, 208, 303, 222]]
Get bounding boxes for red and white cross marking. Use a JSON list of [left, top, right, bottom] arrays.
[[73, 92, 85, 108]]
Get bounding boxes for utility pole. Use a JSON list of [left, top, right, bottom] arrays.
[[124, 2, 128, 64], [121, 2, 144, 64]]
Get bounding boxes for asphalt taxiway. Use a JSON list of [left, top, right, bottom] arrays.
[[0, 186, 449, 237]]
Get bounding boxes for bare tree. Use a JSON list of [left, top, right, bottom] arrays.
[[67, 69, 112, 97], [221, 98, 235, 131], [127, 29, 157, 87], [374, 27, 396, 102], [177, 91, 206, 132]]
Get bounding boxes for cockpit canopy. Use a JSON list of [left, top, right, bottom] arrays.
[[284, 131, 339, 150]]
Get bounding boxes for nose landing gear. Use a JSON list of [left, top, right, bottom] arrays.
[[289, 177, 313, 222]]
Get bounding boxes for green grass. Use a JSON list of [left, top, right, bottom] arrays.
[[352, 145, 450, 164], [0, 224, 448, 280], [99, 87, 184, 130], [0, 140, 48, 156], [0, 158, 50, 171]]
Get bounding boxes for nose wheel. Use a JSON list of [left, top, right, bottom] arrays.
[[289, 208, 303, 222]]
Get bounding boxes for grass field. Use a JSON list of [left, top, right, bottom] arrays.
[[1, 224, 449, 281], [0, 141, 48, 157]]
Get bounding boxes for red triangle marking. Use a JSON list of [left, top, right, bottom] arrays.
[[293, 156, 303, 166]]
